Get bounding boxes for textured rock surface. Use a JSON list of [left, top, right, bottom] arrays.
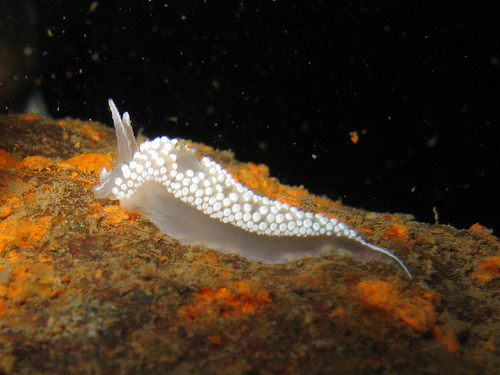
[[0, 114, 498, 374]]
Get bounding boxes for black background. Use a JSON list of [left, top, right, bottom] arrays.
[[2, 1, 499, 233]]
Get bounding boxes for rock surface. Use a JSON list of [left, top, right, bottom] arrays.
[[0, 114, 498, 374]]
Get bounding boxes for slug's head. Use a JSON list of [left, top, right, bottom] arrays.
[[93, 99, 139, 199]]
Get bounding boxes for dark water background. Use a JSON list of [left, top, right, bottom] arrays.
[[2, 1, 499, 233]]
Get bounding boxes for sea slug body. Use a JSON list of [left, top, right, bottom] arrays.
[[94, 99, 412, 278]]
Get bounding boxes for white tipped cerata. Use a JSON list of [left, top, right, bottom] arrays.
[[94, 99, 412, 278]]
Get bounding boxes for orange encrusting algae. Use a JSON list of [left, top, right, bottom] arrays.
[[227, 161, 342, 215], [0, 150, 53, 254], [470, 256, 500, 282], [80, 123, 105, 143], [179, 281, 272, 323], [0, 215, 52, 253], [0, 246, 61, 317], [469, 223, 497, 241], [356, 280, 460, 353], [63, 153, 113, 174], [0, 149, 19, 169], [356, 280, 437, 332], [383, 223, 409, 239], [22, 156, 52, 171], [0, 205, 12, 219], [18, 113, 42, 122], [227, 162, 276, 196], [56, 119, 109, 145]]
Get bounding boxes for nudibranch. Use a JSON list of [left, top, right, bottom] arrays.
[[94, 99, 412, 278]]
